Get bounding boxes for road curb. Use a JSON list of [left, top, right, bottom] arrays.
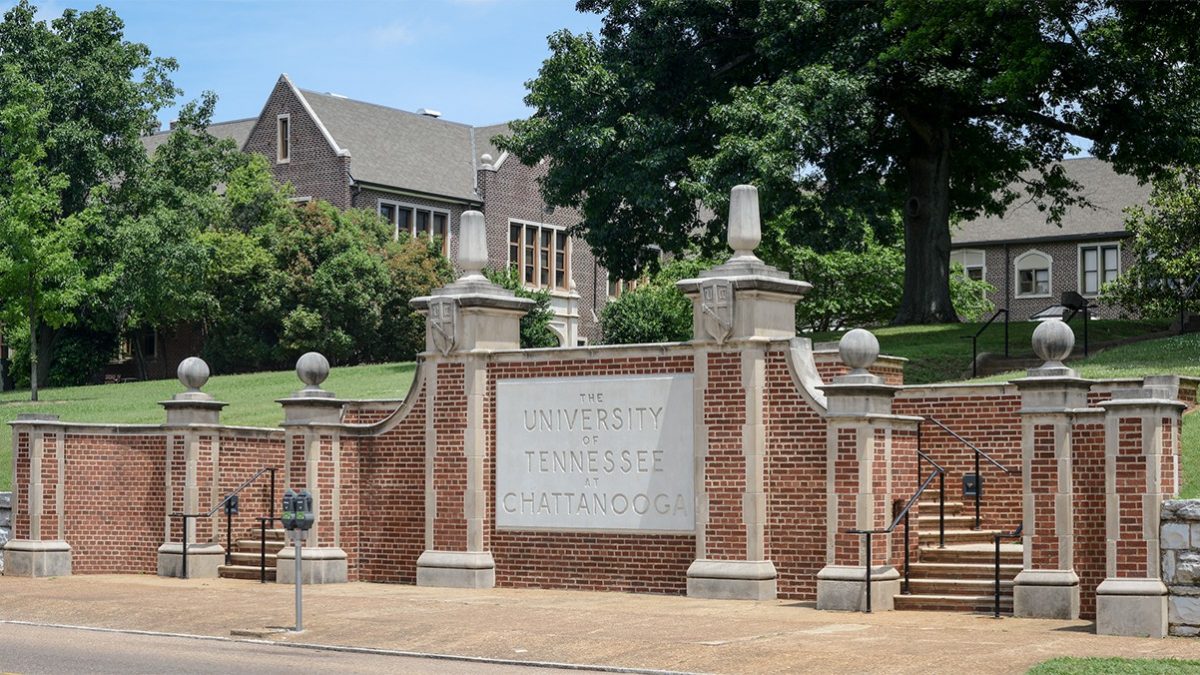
[[0, 620, 697, 675]]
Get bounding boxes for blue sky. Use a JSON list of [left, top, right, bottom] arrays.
[[9, 0, 603, 127]]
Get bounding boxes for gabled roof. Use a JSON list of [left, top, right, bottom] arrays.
[[952, 157, 1151, 246], [298, 88, 511, 203], [141, 117, 258, 156]]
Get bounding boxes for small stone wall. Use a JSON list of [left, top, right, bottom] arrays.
[[1161, 500, 1200, 636], [0, 491, 10, 572]]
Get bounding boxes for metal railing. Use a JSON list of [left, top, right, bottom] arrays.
[[170, 466, 276, 579], [848, 453, 946, 612], [993, 524, 1023, 618], [925, 417, 1017, 530], [963, 309, 1009, 378]]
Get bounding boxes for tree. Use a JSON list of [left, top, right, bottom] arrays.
[[0, 0, 179, 385], [503, 1, 1200, 324], [485, 268, 559, 348], [1104, 170, 1200, 321], [600, 258, 713, 344], [0, 69, 93, 400]]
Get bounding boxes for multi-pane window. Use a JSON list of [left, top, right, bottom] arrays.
[[1079, 243, 1120, 295], [276, 115, 290, 163], [607, 277, 640, 298], [378, 200, 449, 255], [508, 220, 570, 291], [950, 249, 986, 282], [1015, 250, 1052, 297]]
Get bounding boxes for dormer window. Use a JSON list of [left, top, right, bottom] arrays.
[[277, 114, 290, 163]]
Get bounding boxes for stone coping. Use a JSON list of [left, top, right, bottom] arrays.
[[811, 348, 911, 365]]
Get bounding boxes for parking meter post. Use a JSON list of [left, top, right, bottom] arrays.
[[294, 528, 303, 632]]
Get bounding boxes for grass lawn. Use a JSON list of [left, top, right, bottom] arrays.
[[811, 318, 1170, 385], [1029, 657, 1200, 674], [0, 361, 417, 490]]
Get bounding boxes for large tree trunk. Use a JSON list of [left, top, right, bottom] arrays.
[[894, 124, 958, 325]]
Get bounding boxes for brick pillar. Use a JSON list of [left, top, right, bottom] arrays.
[[410, 210, 533, 588], [676, 185, 811, 600], [814, 330, 913, 611], [2, 414, 71, 576], [276, 352, 349, 584], [157, 357, 228, 578], [1012, 321, 1091, 619], [1095, 382, 1185, 637]]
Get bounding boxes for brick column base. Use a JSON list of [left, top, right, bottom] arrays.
[[686, 560, 777, 600], [2, 540, 71, 577], [817, 565, 901, 612], [1096, 579, 1169, 638], [416, 551, 495, 588], [1012, 570, 1080, 619]]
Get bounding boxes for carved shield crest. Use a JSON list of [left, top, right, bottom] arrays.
[[429, 297, 458, 356], [700, 278, 734, 344]]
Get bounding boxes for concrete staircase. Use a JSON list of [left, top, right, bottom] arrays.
[[893, 498, 1022, 613], [218, 527, 287, 581]]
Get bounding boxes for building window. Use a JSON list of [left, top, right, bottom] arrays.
[[1079, 243, 1120, 296], [607, 276, 641, 298], [950, 249, 986, 282], [276, 115, 290, 164], [377, 200, 450, 255], [1015, 250, 1052, 298], [508, 220, 570, 291]]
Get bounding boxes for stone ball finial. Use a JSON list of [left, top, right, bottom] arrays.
[[480, 153, 493, 166], [728, 184, 762, 259], [177, 357, 210, 392], [839, 328, 879, 374], [1032, 319, 1074, 366], [459, 210, 488, 279], [296, 351, 330, 388]]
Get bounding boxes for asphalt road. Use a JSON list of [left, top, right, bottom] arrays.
[[0, 623, 606, 675]]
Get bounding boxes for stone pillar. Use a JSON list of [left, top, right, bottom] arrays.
[[676, 185, 812, 600], [3, 414, 71, 576], [276, 352, 349, 584], [409, 210, 533, 588], [814, 330, 914, 611], [1095, 382, 1184, 637], [157, 358, 228, 578], [1011, 321, 1091, 619]]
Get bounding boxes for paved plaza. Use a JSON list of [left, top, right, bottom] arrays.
[[1, 575, 1198, 673]]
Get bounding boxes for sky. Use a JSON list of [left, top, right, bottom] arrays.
[[7, 0, 605, 127]]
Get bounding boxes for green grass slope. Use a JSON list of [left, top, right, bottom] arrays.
[[0, 362, 417, 490]]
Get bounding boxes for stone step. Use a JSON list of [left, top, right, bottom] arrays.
[[917, 544, 1022, 566], [906, 578, 1015, 596], [218, 564, 277, 581], [228, 551, 278, 567], [915, 514, 976, 530], [893, 593, 1012, 613], [918, 500, 964, 516], [918, 529, 1003, 545], [234, 539, 286, 554], [908, 562, 1022, 580]]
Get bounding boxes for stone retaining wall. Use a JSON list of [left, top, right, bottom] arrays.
[[1162, 499, 1200, 636]]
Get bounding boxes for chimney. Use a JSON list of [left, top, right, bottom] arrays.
[[168, 119, 178, 130], [417, 108, 442, 118]]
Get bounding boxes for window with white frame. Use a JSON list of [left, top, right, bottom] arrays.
[[949, 249, 986, 282], [377, 200, 450, 255], [607, 275, 641, 298], [276, 115, 290, 164], [508, 220, 570, 291], [1015, 250, 1052, 297], [1079, 242, 1120, 295]]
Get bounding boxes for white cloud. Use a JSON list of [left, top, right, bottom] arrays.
[[370, 20, 416, 47]]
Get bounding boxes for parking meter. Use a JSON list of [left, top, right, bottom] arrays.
[[281, 489, 297, 530], [295, 489, 315, 531]]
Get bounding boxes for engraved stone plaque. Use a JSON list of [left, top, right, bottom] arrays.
[[495, 374, 695, 532]]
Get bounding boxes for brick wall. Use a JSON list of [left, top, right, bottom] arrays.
[[243, 78, 352, 208], [1072, 419, 1106, 619]]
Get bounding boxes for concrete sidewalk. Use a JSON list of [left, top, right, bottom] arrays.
[[1, 575, 1197, 674]]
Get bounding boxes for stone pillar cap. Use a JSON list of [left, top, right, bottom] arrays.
[[292, 352, 334, 398]]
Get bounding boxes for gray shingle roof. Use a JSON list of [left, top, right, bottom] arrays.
[[952, 157, 1151, 246], [140, 117, 257, 156], [301, 89, 503, 203]]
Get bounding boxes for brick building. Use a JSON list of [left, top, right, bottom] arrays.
[[950, 157, 1150, 320], [143, 74, 609, 353]]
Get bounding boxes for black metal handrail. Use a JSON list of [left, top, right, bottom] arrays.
[[847, 459, 946, 612], [962, 309, 1009, 378], [170, 466, 276, 579], [993, 523, 1023, 618], [916, 421, 947, 550], [926, 416, 1017, 530]]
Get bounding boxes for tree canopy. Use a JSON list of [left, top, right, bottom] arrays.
[[502, 0, 1200, 324]]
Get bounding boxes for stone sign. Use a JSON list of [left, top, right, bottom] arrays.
[[495, 374, 694, 532]]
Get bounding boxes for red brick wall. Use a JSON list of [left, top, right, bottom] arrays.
[[433, 362, 468, 552], [1115, 417, 1149, 578], [813, 352, 906, 386], [1072, 419, 1106, 620], [703, 351, 748, 561]]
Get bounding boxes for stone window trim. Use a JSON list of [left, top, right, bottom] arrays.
[[1078, 241, 1121, 297], [508, 219, 572, 292], [276, 114, 290, 164], [377, 198, 451, 256], [1014, 249, 1053, 299], [950, 248, 987, 283]]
